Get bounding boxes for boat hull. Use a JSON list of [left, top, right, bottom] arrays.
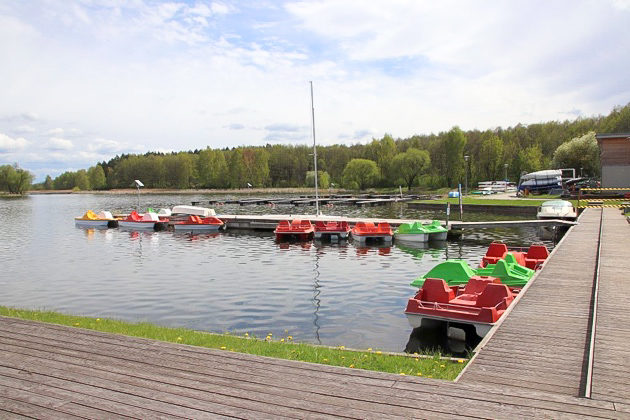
[[275, 232, 313, 241], [429, 231, 448, 241], [405, 313, 493, 338], [353, 234, 392, 243], [75, 220, 110, 228], [314, 231, 349, 239], [118, 221, 156, 230], [395, 232, 429, 242], [173, 224, 222, 232]]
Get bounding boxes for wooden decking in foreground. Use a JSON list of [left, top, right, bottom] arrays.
[[1, 208, 628, 418]]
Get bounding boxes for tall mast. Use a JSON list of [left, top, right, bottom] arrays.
[[310, 81, 320, 216]]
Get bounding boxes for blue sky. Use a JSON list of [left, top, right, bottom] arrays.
[[1, 0, 629, 181]]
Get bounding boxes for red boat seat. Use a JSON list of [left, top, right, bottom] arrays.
[[340, 221, 349, 230], [127, 211, 142, 221], [463, 276, 500, 295], [315, 221, 326, 228], [300, 220, 313, 229], [508, 251, 527, 267], [475, 284, 514, 309], [525, 244, 549, 270], [377, 222, 391, 232], [482, 242, 508, 266], [421, 278, 455, 303], [278, 220, 290, 227]]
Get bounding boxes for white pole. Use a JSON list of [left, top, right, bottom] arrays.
[[310, 81, 320, 216]]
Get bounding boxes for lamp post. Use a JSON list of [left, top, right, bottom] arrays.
[[504, 163, 508, 192], [464, 155, 469, 195]]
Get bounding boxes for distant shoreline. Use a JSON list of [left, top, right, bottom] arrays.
[[28, 187, 337, 195]]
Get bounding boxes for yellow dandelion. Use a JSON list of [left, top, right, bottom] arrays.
[[417, 372, 423, 376], [287, 336, 293, 340], [440, 364, 445, 368], [74, 322, 80, 326], [349, 364, 355, 368], [363, 354, 368, 358], [367, 348, 372, 351], [457, 359, 465, 364], [339, 345, 345, 350], [341, 356, 345, 359], [399, 372, 406, 376], [268, 332, 273, 336], [220, 346, 226, 350], [428, 375, 433, 378], [323, 358, 329, 362], [280, 338, 285, 342], [244, 332, 249, 337], [376, 351, 382, 355], [415, 358, 419, 362], [176, 336, 183, 342], [96, 318, 101, 322]]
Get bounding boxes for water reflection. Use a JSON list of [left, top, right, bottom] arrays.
[[0, 193, 563, 355], [405, 323, 482, 357]]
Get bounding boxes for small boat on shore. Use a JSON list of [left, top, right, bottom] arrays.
[[172, 215, 224, 232], [314, 221, 351, 240], [405, 275, 516, 337], [75, 210, 115, 228], [118, 211, 159, 230], [351, 222, 393, 243], [274, 219, 314, 241], [394, 222, 429, 242]]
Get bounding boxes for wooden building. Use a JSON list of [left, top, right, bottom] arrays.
[[596, 132, 630, 187]]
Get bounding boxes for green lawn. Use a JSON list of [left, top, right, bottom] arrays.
[[413, 197, 578, 207], [0, 307, 466, 380]]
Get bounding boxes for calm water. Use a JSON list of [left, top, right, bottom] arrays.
[[0, 194, 555, 355]]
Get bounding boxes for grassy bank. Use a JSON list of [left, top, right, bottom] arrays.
[[0, 307, 466, 379], [413, 197, 578, 207]]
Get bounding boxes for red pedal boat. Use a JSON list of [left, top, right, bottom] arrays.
[[480, 241, 549, 270], [314, 221, 351, 240], [274, 219, 314, 241], [405, 275, 516, 337], [172, 215, 224, 232], [351, 221, 393, 243]]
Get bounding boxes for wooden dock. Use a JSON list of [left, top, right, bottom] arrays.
[[219, 213, 575, 231], [193, 194, 421, 207], [1, 208, 628, 417]]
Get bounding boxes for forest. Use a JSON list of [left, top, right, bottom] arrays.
[[23, 103, 630, 192]]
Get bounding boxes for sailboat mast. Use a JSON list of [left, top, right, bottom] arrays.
[[310, 81, 320, 216]]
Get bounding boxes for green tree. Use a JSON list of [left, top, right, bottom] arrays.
[[516, 144, 544, 177], [75, 169, 90, 190], [552, 131, 600, 177], [228, 148, 246, 188], [87, 165, 106, 190], [391, 148, 431, 190], [477, 132, 505, 181], [43, 175, 53, 190], [0, 164, 34, 194], [443, 127, 467, 187], [197, 148, 228, 188], [366, 134, 397, 184], [305, 170, 330, 189], [342, 159, 379, 190], [243, 148, 270, 187], [163, 153, 193, 188]]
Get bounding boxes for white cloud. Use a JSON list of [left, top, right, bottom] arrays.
[[46, 137, 74, 151], [47, 127, 64, 135], [0, 133, 29, 153], [15, 125, 36, 133]]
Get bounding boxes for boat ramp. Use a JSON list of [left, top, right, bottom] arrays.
[[1, 208, 627, 417]]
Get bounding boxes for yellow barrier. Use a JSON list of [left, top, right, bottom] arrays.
[[581, 187, 630, 191]]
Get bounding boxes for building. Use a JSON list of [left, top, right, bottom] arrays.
[[596, 133, 630, 187]]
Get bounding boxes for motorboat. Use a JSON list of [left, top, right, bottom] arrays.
[[172, 215, 224, 232], [74, 210, 115, 228], [313, 221, 351, 240], [405, 276, 516, 337], [394, 222, 429, 242], [518, 170, 562, 194], [118, 211, 159, 230], [351, 221, 393, 243], [274, 219, 314, 241], [537, 200, 577, 221]]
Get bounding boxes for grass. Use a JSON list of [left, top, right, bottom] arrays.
[[0, 307, 467, 380], [413, 197, 578, 207]]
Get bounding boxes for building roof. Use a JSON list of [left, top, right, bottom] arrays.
[[595, 133, 630, 140]]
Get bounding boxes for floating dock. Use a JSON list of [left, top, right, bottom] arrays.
[[193, 194, 422, 207], [2, 208, 626, 417]]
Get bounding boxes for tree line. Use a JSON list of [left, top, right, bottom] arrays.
[[22, 102, 630, 193]]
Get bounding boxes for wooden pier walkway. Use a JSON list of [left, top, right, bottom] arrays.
[[1, 208, 628, 418]]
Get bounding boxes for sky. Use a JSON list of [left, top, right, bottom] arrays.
[[1, 0, 629, 181]]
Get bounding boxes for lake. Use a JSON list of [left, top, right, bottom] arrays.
[[0, 193, 556, 355]]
